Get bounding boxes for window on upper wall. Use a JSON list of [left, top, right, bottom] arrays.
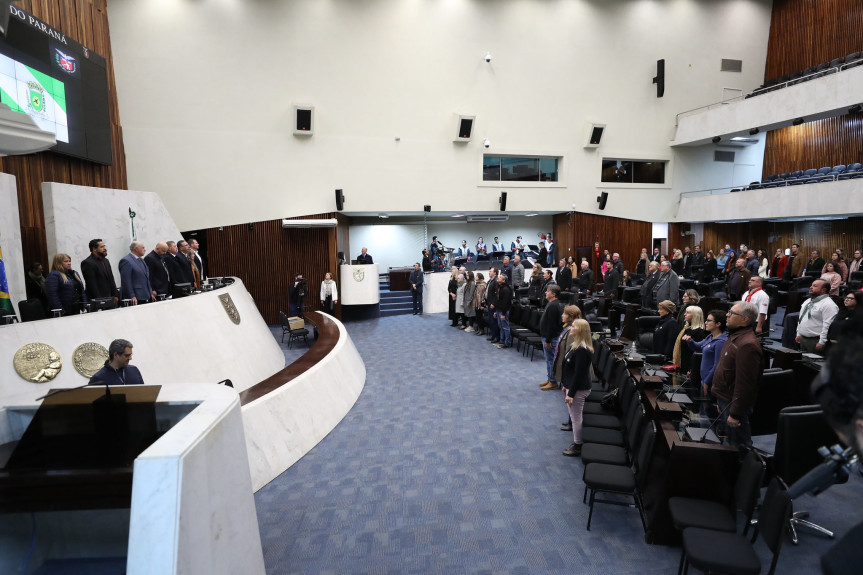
[[601, 159, 666, 184], [483, 156, 559, 182]]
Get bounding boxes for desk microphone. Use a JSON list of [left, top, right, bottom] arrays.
[[787, 445, 858, 499], [35, 383, 91, 401], [698, 398, 737, 443]]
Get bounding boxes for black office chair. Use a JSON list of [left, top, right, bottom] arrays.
[[678, 478, 792, 575], [781, 313, 799, 349], [583, 420, 656, 532], [773, 405, 841, 544], [669, 448, 766, 536], [750, 369, 794, 436], [18, 299, 47, 322], [635, 315, 660, 353]]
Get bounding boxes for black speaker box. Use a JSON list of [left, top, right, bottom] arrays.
[[597, 191, 608, 210], [653, 59, 665, 98], [499, 191, 507, 212], [335, 189, 344, 211]]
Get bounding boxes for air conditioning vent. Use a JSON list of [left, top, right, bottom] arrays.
[[466, 215, 510, 223], [714, 150, 735, 163], [721, 59, 743, 72]]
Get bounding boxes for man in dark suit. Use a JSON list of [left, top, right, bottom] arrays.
[[176, 240, 197, 286], [164, 240, 194, 288], [357, 247, 373, 264], [188, 238, 205, 280], [640, 261, 660, 309], [576, 261, 594, 294], [409, 262, 424, 315], [145, 242, 171, 297], [80, 238, 120, 304], [119, 241, 155, 305], [725, 258, 752, 301], [652, 261, 680, 307]]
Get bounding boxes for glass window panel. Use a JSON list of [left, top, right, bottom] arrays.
[[483, 156, 501, 181], [633, 161, 665, 184], [501, 157, 539, 181], [540, 158, 558, 181], [601, 160, 632, 183]]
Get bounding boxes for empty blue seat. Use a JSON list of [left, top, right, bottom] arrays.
[[817, 166, 832, 175], [848, 162, 862, 171], [838, 168, 859, 180], [766, 174, 779, 181], [832, 165, 846, 173], [845, 52, 863, 70], [779, 172, 790, 179], [791, 170, 804, 178]]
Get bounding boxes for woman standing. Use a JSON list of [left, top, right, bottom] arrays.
[[757, 249, 770, 278], [561, 319, 594, 457], [45, 253, 88, 316], [600, 253, 612, 279], [671, 249, 684, 275], [455, 273, 466, 328], [320, 272, 338, 314], [462, 271, 477, 331], [473, 273, 487, 335], [702, 250, 717, 282], [448, 266, 459, 326], [677, 289, 700, 328], [683, 310, 728, 395], [821, 262, 842, 295], [527, 263, 543, 306], [673, 306, 707, 373], [716, 248, 729, 275], [653, 300, 678, 361]]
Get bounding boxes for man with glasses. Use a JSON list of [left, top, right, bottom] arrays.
[[710, 302, 762, 448], [88, 339, 145, 386]]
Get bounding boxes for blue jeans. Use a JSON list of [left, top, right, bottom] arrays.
[[542, 335, 560, 383], [498, 311, 511, 345], [716, 398, 752, 448], [487, 308, 500, 340]]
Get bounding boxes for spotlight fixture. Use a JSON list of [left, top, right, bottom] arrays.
[[849, 104, 862, 114], [484, 52, 492, 63], [712, 136, 721, 143], [749, 127, 760, 135], [793, 117, 804, 126]]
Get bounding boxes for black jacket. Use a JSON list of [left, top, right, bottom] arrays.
[[80, 253, 120, 300], [577, 268, 594, 291], [145, 250, 171, 295], [561, 346, 593, 395], [653, 314, 678, 359], [555, 266, 572, 291], [540, 299, 565, 340], [497, 284, 513, 312]]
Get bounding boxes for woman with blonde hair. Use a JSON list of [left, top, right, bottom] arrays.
[[673, 305, 707, 373], [44, 253, 88, 316], [548, 305, 583, 391], [561, 318, 594, 457]]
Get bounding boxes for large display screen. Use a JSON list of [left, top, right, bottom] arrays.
[[0, 6, 112, 164]]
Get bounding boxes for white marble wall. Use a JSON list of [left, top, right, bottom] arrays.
[[43, 182, 183, 270], [0, 279, 285, 406], [0, 173, 25, 317], [243, 313, 366, 491], [673, 66, 863, 145], [677, 179, 863, 223]]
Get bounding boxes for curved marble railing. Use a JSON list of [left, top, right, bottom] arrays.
[[239, 310, 366, 491]]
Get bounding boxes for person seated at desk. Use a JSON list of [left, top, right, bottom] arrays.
[[684, 310, 727, 395], [673, 305, 707, 373], [89, 338, 145, 386], [356, 247, 373, 264], [653, 300, 678, 361]]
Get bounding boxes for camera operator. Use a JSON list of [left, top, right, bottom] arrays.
[[289, 273, 307, 317]]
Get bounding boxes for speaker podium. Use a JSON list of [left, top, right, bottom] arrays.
[[340, 263, 380, 305]]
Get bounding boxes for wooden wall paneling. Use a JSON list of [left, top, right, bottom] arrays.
[[204, 214, 341, 324], [553, 212, 652, 276], [763, 113, 863, 178], [765, 0, 863, 81], [0, 1, 127, 270]]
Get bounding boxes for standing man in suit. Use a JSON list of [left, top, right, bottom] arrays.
[[81, 238, 120, 304], [145, 242, 171, 297], [652, 260, 680, 307], [177, 240, 199, 289], [640, 261, 660, 309], [357, 247, 374, 264], [188, 238, 205, 280], [119, 241, 155, 305], [164, 240, 194, 287], [409, 262, 424, 315]]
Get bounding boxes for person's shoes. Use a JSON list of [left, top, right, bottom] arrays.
[[504, 342, 512, 348], [486, 336, 494, 341], [540, 381, 559, 390], [563, 443, 582, 457], [450, 323, 459, 327], [494, 343, 505, 349], [538, 380, 549, 387], [490, 338, 499, 344], [413, 312, 417, 315], [560, 422, 573, 431], [465, 326, 474, 332], [459, 325, 466, 330]]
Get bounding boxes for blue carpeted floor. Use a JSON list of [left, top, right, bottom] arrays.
[[256, 312, 863, 574]]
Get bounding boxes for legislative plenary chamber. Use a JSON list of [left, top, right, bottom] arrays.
[[1, 1, 862, 573]]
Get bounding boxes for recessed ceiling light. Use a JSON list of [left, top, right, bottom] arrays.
[[525, 212, 539, 217]]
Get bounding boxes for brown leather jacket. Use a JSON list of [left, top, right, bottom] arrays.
[[710, 326, 762, 420]]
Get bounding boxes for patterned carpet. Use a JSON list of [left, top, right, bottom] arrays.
[[256, 312, 863, 574]]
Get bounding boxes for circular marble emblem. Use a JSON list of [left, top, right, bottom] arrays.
[[13, 343, 63, 383], [73, 342, 109, 378]]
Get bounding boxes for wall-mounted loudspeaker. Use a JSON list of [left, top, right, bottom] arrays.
[[597, 191, 608, 210], [499, 191, 507, 212], [584, 123, 606, 148], [454, 114, 475, 142], [652, 59, 665, 98], [293, 105, 314, 135], [424, 205, 431, 213], [335, 189, 344, 211]]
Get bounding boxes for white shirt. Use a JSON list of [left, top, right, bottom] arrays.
[[797, 295, 839, 344], [742, 288, 770, 317]]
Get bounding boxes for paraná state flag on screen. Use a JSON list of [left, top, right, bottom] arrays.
[[0, 245, 14, 314]]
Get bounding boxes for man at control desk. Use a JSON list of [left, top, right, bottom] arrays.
[[88, 339, 144, 386], [357, 247, 374, 264], [80, 238, 120, 304], [710, 301, 762, 448]]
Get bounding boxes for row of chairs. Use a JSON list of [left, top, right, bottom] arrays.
[[508, 299, 607, 360], [745, 51, 863, 98], [739, 163, 863, 191]]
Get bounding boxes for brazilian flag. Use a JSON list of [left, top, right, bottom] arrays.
[[0, 245, 14, 315]]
